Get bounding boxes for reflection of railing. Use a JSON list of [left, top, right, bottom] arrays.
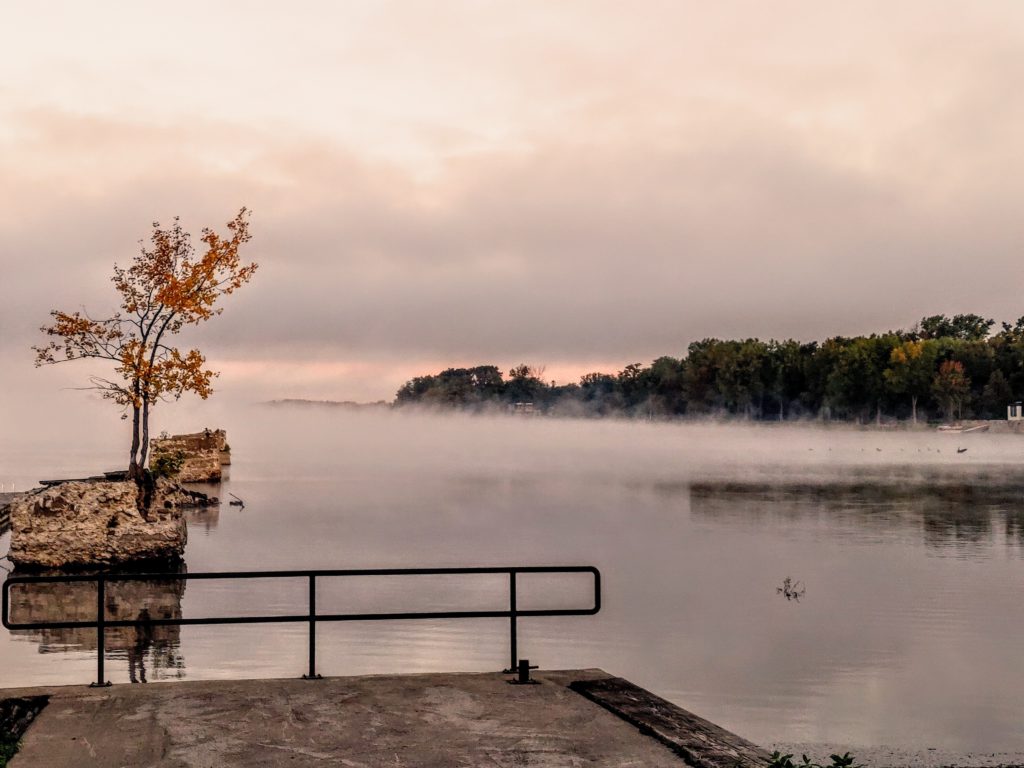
[[3, 566, 601, 687], [5, 565, 186, 683]]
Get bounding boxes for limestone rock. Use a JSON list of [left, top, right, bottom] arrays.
[[150, 428, 230, 482], [7, 479, 214, 569]]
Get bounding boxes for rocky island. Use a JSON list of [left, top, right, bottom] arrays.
[[3, 429, 228, 569], [5, 478, 214, 569]]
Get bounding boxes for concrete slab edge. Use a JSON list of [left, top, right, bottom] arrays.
[[570, 677, 771, 768]]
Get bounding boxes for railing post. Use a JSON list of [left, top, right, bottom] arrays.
[[303, 574, 322, 679], [90, 575, 111, 687], [505, 569, 518, 673]]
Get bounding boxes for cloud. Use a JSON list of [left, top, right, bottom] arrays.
[[3, 2, 1024, 400]]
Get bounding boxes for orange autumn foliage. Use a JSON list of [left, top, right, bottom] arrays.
[[34, 209, 258, 478]]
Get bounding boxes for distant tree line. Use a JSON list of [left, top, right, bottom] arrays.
[[394, 314, 1024, 423]]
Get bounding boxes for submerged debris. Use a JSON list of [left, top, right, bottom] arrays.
[[777, 577, 806, 602]]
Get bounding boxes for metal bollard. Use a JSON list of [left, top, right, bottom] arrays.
[[508, 659, 540, 685]]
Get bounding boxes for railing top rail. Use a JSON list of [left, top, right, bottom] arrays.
[[3, 565, 600, 585], [2, 565, 601, 630]]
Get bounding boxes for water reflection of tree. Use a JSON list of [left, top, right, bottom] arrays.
[[128, 607, 154, 683], [1002, 508, 1024, 549], [6, 563, 187, 682], [919, 500, 993, 552], [689, 481, 1024, 555]]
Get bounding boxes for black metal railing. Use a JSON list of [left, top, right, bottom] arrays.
[[2, 566, 601, 686]]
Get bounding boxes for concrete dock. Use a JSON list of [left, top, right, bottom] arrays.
[[1, 669, 770, 767]]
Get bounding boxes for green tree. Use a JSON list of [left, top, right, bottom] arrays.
[[578, 372, 622, 415], [826, 336, 897, 423], [804, 339, 848, 418], [932, 360, 971, 421], [468, 365, 505, 398], [916, 314, 994, 341], [617, 363, 647, 409], [394, 365, 506, 409], [504, 364, 548, 404], [990, 317, 1024, 397], [644, 356, 687, 416], [763, 340, 805, 420], [981, 369, 1013, 418], [395, 375, 438, 405], [715, 340, 767, 417], [682, 339, 723, 414]]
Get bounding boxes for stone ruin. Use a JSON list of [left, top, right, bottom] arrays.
[[149, 428, 231, 483]]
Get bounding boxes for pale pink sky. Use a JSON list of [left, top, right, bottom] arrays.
[[2, 1, 1024, 405]]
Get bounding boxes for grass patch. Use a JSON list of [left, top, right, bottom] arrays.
[[769, 752, 861, 768], [0, 734, 19, 767], [0, 696, 49, 766]]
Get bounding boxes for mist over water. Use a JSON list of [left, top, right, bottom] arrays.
[[3, 404, 1024, 751]]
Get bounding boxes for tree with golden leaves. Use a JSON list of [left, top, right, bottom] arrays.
[[883, 339, 938, 424], [34, 209, 257, 479]]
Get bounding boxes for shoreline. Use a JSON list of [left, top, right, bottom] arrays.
[[262, 399, 1024, 433]]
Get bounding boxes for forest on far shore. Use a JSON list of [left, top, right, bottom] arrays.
[[394, 314, 1024, 423]]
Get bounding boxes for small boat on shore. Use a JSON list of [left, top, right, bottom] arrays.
[[937, 424, 990, 434]]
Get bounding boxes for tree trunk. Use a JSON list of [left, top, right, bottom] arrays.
[[911, 395, 918, 424], [128, 404, 142, 479], [139, 397, 151, 470], [779, 400, 784, 421]]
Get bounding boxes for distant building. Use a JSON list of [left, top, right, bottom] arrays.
[[512, 402, 535, 414], [1009, 402, 1023, 421]]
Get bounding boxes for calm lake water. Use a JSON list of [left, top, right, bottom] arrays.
[[2, 407, 1024, 751]]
